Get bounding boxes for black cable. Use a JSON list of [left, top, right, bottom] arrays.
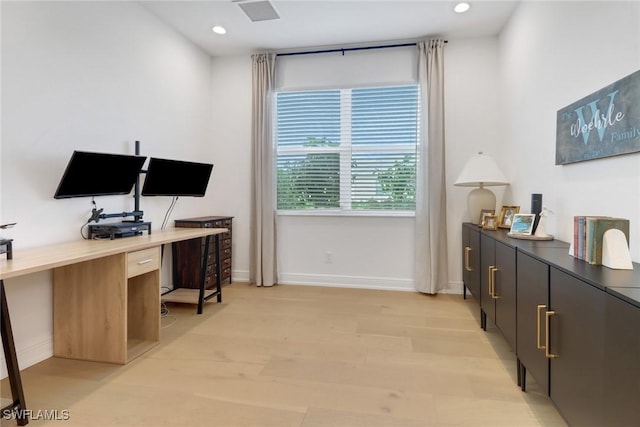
[[80, 221, 90, 240], [80, 198, 99, 239], [161, 196, 179, 230], [161, 197, 172, 230]]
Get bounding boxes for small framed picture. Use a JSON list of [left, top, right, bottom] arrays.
[[482, 215, 498, 230], [498, 206, 520, 229], [478, 209, 495, 226], [509, 214, 536, 235]]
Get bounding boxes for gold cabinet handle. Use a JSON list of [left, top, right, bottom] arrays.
[[464, 247, 472, 271], [488, 265, 496, 297], [491, 267, 499, 299], [537, 304, 547, 350], [545, 311, 558, 359]]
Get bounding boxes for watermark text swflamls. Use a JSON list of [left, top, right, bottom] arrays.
[[2, 408, 70, 421]]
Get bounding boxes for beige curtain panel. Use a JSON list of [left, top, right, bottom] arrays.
[[250, 52, 277, 287], [414, 40, 449, 294]]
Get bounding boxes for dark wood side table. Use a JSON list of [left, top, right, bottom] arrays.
[[162, 216, 232, 314]]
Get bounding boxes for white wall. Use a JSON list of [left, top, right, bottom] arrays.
[[209, 41, 501, 292], [498, 1, 640, 261], [445, 37, 504, 291], [1, 1, 214, 375], [209, 55, 253, 281], [277, 214, 416, 290], [208, 40, 501, 292]]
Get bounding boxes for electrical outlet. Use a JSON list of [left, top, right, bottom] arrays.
[[324, 251, 332, 264]]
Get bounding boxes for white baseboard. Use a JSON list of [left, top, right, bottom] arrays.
[[247, 272, 465, 295], [277, 273, 414, 291], [231, 269, 249, 283], [0, 335, 53, 379]]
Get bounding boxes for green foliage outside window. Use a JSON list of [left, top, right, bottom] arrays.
[[351, 154, 416, 210], [277, 137, 340, 209], [277, 137, 416, 210]]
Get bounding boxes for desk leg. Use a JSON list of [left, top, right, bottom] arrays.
[[214, 234, 222, 303], [195, 234, 223, 314], [0, 280, 28, 425], [197, 235, 211, 315]]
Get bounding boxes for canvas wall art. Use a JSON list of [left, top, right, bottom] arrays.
[[556, 69, 640, 165]]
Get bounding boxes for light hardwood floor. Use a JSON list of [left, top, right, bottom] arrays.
[[1, 284, 567, 426]]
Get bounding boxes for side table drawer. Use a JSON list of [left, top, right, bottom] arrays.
[[222, 247, 232, 259], [127, 247, 160, 278]]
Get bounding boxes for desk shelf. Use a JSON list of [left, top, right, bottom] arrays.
[[161, 287, 220, 305]]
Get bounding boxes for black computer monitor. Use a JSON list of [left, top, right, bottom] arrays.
[[54, 151, 146, 199], [141, 157, 213, 197]]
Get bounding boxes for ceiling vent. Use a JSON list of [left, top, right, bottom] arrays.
[[235, 1, 280, 22]]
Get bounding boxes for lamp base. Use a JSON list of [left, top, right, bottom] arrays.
[[468, 187, 496, 224]]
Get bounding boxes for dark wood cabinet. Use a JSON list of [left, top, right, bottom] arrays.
[[494, 241, 516, 350], [549, 267, 605, 427], [462, 223, 481, 300], [516, 252, 550, 394], [479, 234, 516, 350], [604, 292, 640, 425], [480, 234, 496, 327], [462, 223, 640, 427], [173, 216, 233, 289]]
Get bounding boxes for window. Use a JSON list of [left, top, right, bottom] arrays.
[[275, 84, 418, 213]]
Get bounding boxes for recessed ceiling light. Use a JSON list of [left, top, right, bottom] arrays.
[[454, 2, 471, 13], [212, 26, 227, 35]]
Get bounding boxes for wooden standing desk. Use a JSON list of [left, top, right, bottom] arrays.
[[0, 227, 227, 425]]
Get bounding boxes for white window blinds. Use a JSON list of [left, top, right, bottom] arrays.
[[274, 47, 419, 214], [275, 84, 419, 212]]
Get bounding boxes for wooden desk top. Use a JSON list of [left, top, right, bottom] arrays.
[[0, 227, 227, 280]]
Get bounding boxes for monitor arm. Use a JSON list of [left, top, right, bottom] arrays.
[[89, 208, 144, 224], [88, 140, 146, 224]]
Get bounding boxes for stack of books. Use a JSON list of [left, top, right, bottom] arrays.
[[573, 216, 630, 265]]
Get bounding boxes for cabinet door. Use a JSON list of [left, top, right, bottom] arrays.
[[516, 252, 549, 394], [480, 234, 496, 324], [494, 241, 516, 350], [462, 224, 480, 299], [549, 268, 605, 427], [604, 294, 640, 425]]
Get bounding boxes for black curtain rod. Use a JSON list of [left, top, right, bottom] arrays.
[[276, 40, 447, 57]]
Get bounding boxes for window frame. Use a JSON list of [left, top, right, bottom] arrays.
[[274, 84, 419, 217]]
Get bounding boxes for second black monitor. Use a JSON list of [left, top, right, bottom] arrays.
[[141, 157, 213, 197]]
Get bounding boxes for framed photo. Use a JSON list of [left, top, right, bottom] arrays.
[[478, 209, 495, 226], [482, 215, 498, 230], [498, 206, 520, 229], [509, 214, 536, 235]]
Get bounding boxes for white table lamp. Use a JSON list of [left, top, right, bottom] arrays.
[[455, 152, 508, 224]]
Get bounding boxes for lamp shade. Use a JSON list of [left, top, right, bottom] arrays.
[[454, 152, 508, 187], [455, 152, 508, 224]]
